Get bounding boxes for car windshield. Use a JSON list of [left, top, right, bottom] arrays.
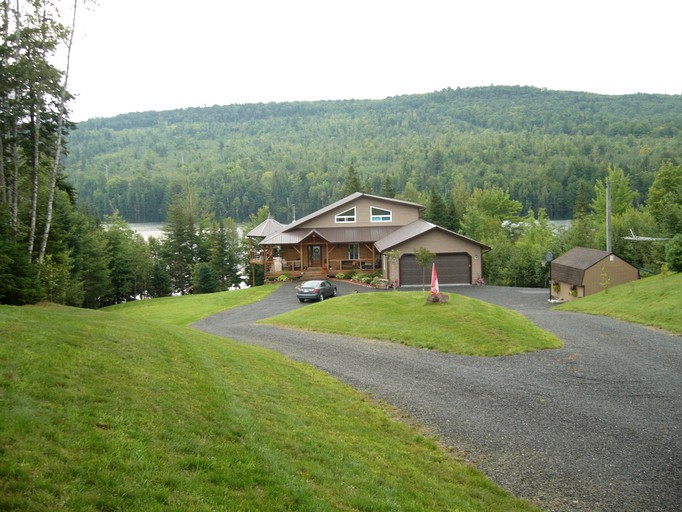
[[301, 281, 323, 288]]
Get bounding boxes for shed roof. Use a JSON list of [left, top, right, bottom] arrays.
[[551, 247, 611, 285]]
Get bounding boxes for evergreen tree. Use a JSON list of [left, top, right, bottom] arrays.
[[102, 214, 150, 304], [340, 166, 363, 197], [206, 218, 242, 290], [192, 262, 218, 294], [70, 213, 111, 308], [381, 175, 396, 198], [148, 261, 172, 298], [161, 194, 198, 294], [423, 187, 449, 226]]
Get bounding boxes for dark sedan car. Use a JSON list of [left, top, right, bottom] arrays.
[[296, 280, 337, 302]]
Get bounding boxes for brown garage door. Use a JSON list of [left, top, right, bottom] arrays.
[[400, 253, 471, 286]]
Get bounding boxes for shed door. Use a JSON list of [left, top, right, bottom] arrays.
[[400, 253, 471, 286]]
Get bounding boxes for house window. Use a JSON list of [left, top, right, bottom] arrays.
[[348, 243, 359, 260], [371, 206, 392, 222], [335, 207, 356, 223]]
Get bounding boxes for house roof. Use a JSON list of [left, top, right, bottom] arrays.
[[246, 216, 285, 238], [280, 192, 425, 233], [551, 247, 613, 285], [260, 226, 398, 246], [374, 219, 491, 252], [254, 193, 491, 254]]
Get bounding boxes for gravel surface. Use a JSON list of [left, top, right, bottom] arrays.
[[193, 283, 682, 512]]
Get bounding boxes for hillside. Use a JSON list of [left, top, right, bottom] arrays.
[[64, 86, 682, 223], [556, 272, 682, 335], [0, 293, 539, 511]]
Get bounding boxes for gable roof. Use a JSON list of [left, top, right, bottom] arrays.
[[551, 247, 620, 285], [374, 219, 491, 252], [553, 247, 611, 270], [260, 226, 397, 246], [280, 192, 425, 233], [246, 216, 285, 238]]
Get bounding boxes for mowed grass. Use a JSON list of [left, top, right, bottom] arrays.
[[0, 294, 539, 511], [556, 272, 682, 335], [104, 285, 277, 325], [262, 292, 562, 356]]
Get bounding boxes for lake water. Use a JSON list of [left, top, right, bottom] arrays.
[[129, 222, 165, 240]]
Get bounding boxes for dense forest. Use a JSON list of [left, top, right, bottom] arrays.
[[65, 87, 682, 223]]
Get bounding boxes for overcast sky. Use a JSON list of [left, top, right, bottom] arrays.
[[66, 0, 682, 122]]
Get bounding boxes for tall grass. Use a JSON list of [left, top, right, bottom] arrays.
[[1, 295, 539, 511], [556, 272, 682, 335], [262, 292, 562, 356]]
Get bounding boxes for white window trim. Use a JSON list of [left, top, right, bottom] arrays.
[[335, 207, 356, 223], [370, 206, 392, 222]]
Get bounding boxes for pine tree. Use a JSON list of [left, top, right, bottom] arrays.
[[161, 194, 198, 295], [341, 166, 363, 196], [381, 175, 396, 198]]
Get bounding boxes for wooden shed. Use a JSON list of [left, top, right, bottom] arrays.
[[551, 247, 639, 301]]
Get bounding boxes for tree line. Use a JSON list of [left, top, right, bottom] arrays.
[[65, 86, 682, 224]]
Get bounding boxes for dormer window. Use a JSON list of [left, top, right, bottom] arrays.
[[335, 207, 356, 223], [371, 206, 392, 222]]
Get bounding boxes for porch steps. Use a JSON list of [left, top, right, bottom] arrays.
[[301, 267, 328, 279]]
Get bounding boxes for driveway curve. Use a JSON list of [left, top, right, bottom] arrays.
[[193, 283, 681, 512]]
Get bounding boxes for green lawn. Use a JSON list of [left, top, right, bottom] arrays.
[[556, 272, 682, 335], [262, 292, 563, 356], [104, 285, 277, 325], [0, 292, 539, 511]]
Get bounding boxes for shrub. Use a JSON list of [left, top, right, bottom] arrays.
[[277, 274, 290, 282], [665, 234, 682, 272], [335, 273, 347, 279]]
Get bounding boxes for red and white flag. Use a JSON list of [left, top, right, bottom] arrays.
[[430, 262, 439, 295]]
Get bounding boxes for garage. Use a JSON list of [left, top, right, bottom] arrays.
[[400, 253, 471, 286]]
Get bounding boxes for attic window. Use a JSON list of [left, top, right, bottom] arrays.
[[371, 206, 392, 222], [335, 207, 356, 223]]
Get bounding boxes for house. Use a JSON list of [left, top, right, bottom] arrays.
[[247, 192, 490, 286], [550, 247, 639, 301]]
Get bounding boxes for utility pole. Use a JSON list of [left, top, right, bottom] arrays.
[[606, 178, 612, 253]]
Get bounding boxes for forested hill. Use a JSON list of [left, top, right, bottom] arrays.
[[65, 86, 682, 223]]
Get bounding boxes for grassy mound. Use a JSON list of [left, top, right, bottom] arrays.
[[556, 272, 682, 335], [0, 294, 538, 511], [262, 292, 562, 356]]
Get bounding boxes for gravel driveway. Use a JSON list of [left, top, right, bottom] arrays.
[[193, 283, 681, 512]]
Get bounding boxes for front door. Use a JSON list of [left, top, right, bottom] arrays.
[[308, 245, 322, 267]]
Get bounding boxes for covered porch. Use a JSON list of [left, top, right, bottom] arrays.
[[252, 229, 382, 281]]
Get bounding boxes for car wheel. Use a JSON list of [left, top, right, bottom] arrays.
[[333, 288, 337, 297], [319, 293, 325, 301]]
